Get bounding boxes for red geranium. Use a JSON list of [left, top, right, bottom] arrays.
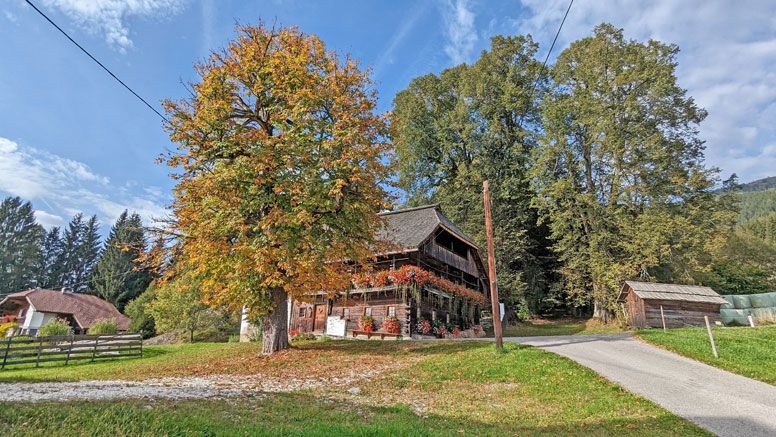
[[381, 316, 400, 334]]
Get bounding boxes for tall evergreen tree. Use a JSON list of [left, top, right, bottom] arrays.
[[90, 211, 152, 310], [392, 35, 554, 317], [36, 226, 65, 288], [0, 197, 44, 297], [56, 213, 101, 292], [531, 24, 736, 318]]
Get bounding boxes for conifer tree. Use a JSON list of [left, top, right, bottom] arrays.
[[90, 211, 151, 310], [0, 197, 44, 297]]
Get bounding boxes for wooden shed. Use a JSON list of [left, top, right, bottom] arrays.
[[617, 281, 727, 328]]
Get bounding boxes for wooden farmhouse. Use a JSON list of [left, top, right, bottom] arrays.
[[617, 281, 727, 328], [285, 205, 490, 339]]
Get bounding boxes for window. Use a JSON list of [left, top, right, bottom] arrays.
[[343, 308, 350, 319], [365, 307, 372, 316], [299, 308, 305, 318], [387, 306, 396, 317]]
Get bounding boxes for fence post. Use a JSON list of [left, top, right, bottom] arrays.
[[660, 305, 666, 332], [65, 334, 74, 366], [704, 315, 719, 358], [748, 315, 755, 328], [1, 336, 11, 370], [35, 337, 43, 368], [139, 332, 143, 357], [91, 335, 99, 362]]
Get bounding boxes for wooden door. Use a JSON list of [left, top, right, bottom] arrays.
[[314, 305, 327, 332]]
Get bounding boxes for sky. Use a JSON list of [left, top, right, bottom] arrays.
[[1, 0, 775, 232]]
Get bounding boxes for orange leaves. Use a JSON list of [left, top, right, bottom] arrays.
[[158, 22, 393, 318]]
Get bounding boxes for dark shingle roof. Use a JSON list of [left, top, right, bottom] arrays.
[[618, 281, 727, 304], [0, 288, 130, 330], [376, 205, 478, 252]]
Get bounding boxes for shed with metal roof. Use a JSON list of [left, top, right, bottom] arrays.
[[617, 281, 726, 328]]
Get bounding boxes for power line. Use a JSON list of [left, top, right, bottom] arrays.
[[540, 0, 574, 71], [24, 0, 168, 122]]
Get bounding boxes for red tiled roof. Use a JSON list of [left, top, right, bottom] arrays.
[[0, 289, 130, 330]]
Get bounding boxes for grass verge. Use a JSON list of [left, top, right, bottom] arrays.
[[637, 325, 776, 385]]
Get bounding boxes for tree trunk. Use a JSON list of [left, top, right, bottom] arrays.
[[592, 300, 613, 323], [262, 288, 289, 355]]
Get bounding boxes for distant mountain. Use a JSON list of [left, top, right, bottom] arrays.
[[738, 176, 776, 192], [737, 189, 776, 224]]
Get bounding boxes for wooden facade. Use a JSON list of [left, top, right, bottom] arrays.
[[287, 205, 489, 338], [619, 281, 725, 329]]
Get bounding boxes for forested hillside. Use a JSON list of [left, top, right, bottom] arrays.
[[738, 176, 776, 192], [737, 189, 776, 223]]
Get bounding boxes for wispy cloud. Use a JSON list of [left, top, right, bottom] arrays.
[[0, 137, 168, 229], [514, 0, 776, 182], [372, 3, 429, 80], [41, 0, 188, 52], [441, 0, 478, 65]]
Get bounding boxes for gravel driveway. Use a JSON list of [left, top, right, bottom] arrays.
[[0, 372, 377, 403], [508, 333, 776, 437]]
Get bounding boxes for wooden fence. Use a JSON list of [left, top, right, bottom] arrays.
[[1, 333, 142, 370]]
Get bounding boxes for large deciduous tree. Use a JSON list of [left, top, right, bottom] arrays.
[[161, 24, 391, 354], [392, 35, 554, 318], [0, 197, 44, 296], [531, 24, 735, 318]]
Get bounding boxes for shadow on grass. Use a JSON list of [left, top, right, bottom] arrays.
[[0, 391, 707, 436], [292, 339, 504, 357]]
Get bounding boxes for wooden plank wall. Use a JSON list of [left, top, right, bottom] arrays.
[[643, 300, 722, 328]]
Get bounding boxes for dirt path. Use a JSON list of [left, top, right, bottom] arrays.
[[508, 333, 776, 437], [0, 372, 377, 403]]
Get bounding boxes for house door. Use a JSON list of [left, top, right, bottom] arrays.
[[313, 305, 327, 332]]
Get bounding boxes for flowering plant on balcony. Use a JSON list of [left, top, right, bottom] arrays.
[[359, 315, 376, 333], [351, 265, 486, 305], [381, 316, 400, 334]]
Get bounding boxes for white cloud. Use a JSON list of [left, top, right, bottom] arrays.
[[41, 0, 187, 52], [514, 0, 776, 182], [0, 137, 168, 229], [441, 0, 478, 65]]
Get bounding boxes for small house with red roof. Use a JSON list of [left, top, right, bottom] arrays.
[[0, 288, 130, 335]]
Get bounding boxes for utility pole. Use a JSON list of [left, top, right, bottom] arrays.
[[483, 180, 503, 349]]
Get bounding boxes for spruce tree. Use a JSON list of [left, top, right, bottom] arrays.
[[56, 214, 101, 292], [90, 211, 151, 310], [36, 226, 65, 288], [0, 197, 44, 297]]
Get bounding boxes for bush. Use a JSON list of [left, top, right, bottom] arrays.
[[88, 319, 118, 335], [38, 319, 72, 337], [359, 315, 376, 333], [0, 322, 19, 337], [125, 285, 157, 338], [291, 332, 316, 342]]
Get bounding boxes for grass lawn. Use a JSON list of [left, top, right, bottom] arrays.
[[503, 318, 626, 337], [0, 340, 706, 436], [637, 325, 776, 385]]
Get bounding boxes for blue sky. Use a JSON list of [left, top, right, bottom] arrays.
[[1, 0, 775, 231]]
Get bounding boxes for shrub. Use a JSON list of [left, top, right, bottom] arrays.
[[0, 322, 19, 337], [381, 316, 400, 334], [125, 285, 157, 338], [292, 332, 316, 342], [88, 319, 118, 335], [38, 319, 72, 337], [359, 315, 376, 333]]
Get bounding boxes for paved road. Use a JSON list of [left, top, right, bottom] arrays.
[[507, 333, 776, 437]]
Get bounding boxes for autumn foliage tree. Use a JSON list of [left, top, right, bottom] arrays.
[[161, 24, 392, 354]]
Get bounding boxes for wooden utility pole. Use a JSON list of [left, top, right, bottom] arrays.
[[483, 180, 503, 349]]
